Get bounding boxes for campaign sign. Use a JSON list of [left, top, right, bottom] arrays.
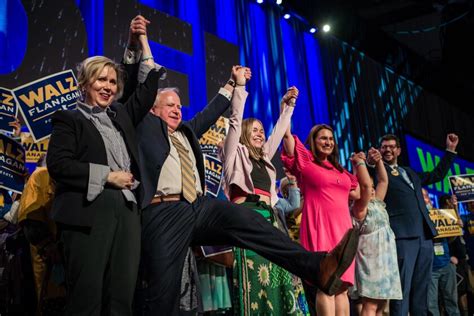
[[13, 70, 80, 142], [204, 154, 223, 197], [449, 174, 474, 203], [429, 208, 463, 238], [199, 116, 228, 156], [0, 134, 26, 193], [21, 132, 49, 164], [0, 88, 17, 133]]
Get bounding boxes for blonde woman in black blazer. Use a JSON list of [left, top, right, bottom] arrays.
[[47, 15, 164, 315]]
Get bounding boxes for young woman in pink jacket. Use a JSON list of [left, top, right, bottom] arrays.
[[219, 80, 309, 315]]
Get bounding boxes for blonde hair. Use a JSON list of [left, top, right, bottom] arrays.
[[77, 56, 124, 101], [240, 118, 264, 160]]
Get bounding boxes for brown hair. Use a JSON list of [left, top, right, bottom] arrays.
[[77, 56, 125, 102], [240, 118, 264, 160], [380, 134, 400, 147], [305, 124, 344, 173]]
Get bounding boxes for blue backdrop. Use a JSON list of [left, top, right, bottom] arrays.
[[0, 0, 330, 141], [1, 0, 472, 167]]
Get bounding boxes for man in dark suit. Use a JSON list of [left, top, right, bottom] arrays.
[[368, 133, 459, 316], [136, 67, 359, 315]]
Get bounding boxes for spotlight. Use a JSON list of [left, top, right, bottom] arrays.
[[322, 24, 331, 32], [283, 13, 291, 19], [309, 27, 317, 33], [276, 0, 282, 4], [257, 0, 263, 3]]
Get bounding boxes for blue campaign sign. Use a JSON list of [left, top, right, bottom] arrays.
[[0, 134, 26, 193], [0, 88, 18, 133], [204, 154, 223, 197], [12, 70, 80, 142], [449, 174, 474, 203], [406, 134, 474, 211]]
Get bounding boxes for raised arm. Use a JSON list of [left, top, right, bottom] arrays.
[[350, 152, 371, 220], [122, 16, 168, 126], [281, 87, 297, 157], [189, 66, 250, 138], [264, 87, 298, 159], [119, 15, 152, 104], [371, 148, 388, 201], [419, 133, 459, 185], [220, 67, 249, 165]]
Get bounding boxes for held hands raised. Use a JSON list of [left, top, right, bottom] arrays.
[[128, 15, 151, 47], [231, 65, 252, 86], [350, 152, 366, 166], [107, 171, 135, 189], [282, 86, 299, 105], [366, 147, 382, 165]]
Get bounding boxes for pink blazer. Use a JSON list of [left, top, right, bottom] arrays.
[[219, 87, 294, 207]]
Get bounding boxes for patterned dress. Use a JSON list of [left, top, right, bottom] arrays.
[[351, 199, 402, 300], [233, 202, 309, 315]]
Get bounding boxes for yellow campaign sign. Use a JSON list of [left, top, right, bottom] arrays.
[[429, 208, 463, 238], [20, 133, 49, 163], [199, 116, 228, 146]]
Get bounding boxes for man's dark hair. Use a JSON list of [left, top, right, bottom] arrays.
[[380, 134, 400, 147]]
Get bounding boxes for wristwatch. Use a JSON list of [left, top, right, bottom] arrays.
[[227, 79, 236, 87]]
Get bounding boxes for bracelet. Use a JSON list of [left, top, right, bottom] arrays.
[[141, 55, 154, 62], [227, 79, 236, 87], [354, 161, 366, 168]]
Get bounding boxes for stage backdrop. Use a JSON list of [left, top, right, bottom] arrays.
[[1, 0, 473, 167]]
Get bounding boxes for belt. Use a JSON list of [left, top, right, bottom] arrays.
[[151, 194, 183, 204]]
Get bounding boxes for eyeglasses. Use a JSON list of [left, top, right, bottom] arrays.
[[381, 144, 399, 150]]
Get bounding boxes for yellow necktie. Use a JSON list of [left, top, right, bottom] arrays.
[[170, 134, 198, 203]]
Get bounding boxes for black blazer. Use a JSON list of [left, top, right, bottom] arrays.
[[136, 92, 231, 209], [47, 67, 165, 227], [381, 151, 456, 239]]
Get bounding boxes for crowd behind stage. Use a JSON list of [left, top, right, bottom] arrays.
[[1, 14, 474, 316]]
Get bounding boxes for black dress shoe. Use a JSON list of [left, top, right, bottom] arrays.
[[317, 228, 359, 295]]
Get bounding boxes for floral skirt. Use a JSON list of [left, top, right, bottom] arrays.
[[232, 202, 309, 315]]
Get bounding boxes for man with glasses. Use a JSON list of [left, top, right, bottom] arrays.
[[368, 133, 459, 316]]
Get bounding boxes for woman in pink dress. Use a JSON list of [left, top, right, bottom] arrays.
[[282, 123, 360, 316]]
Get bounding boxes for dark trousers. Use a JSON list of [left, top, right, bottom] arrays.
[[141, 197, 324, 316], [390, 236, 433, 316], [60, 190, 141, 316]]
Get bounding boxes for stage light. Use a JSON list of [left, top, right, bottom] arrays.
[[322, 24, 331, 32], [283, 13, 291, 19], [276, 0, 283, 4], [309, 27, 317, 33], [257, 0, 264, 3]]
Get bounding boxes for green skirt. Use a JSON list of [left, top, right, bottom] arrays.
[[233, 202, 309, 315]]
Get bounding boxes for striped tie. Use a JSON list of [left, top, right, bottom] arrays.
[[169, 134, 198, 203]]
